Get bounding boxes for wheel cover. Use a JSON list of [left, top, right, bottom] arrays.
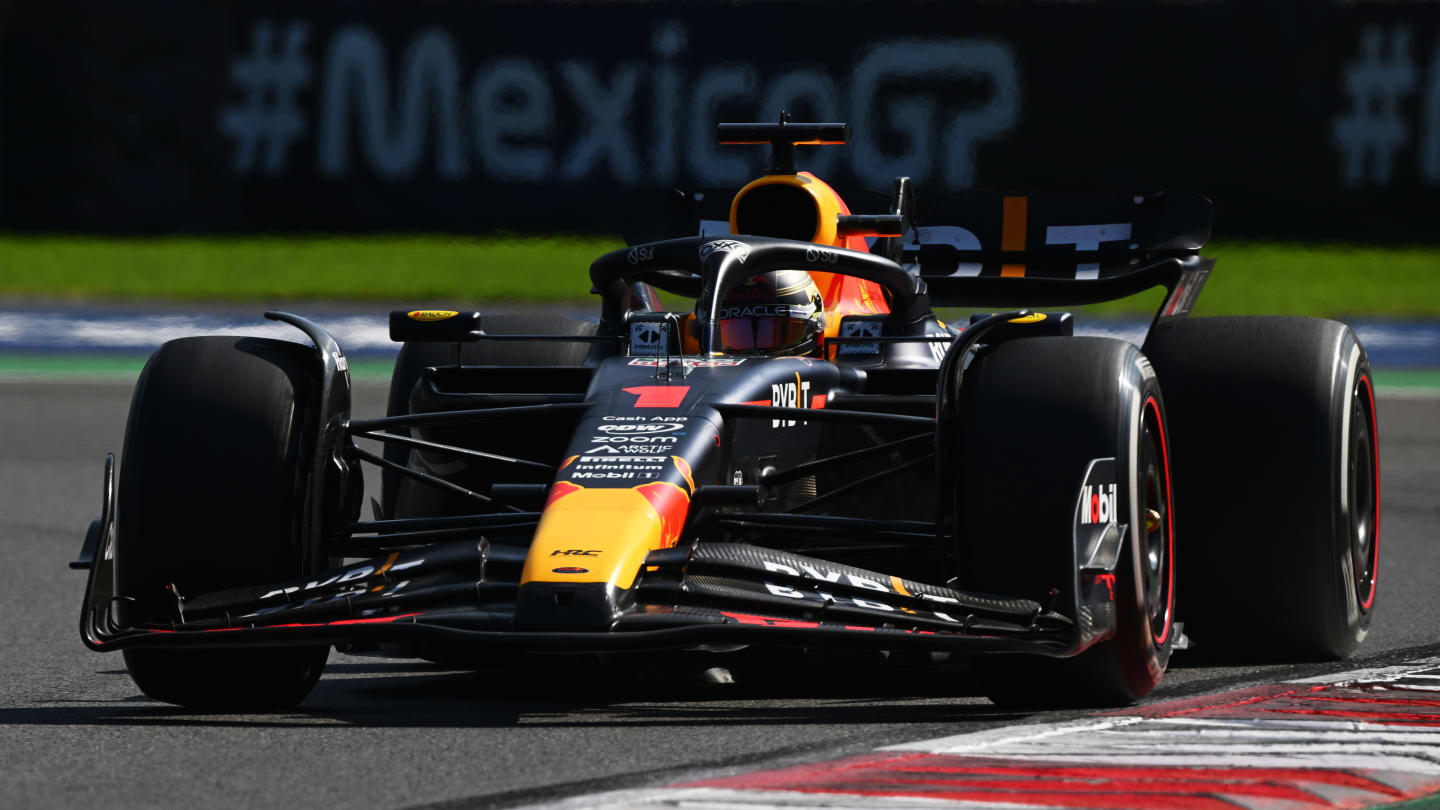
[[1141, 396, 1175, 645], [1350, 374, 1379, 611]]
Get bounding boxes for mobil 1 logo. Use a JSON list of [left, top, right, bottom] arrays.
[[1075, 457, 1124, 570], [1078, 460, 1118, 526]]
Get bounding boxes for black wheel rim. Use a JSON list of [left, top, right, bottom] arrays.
[[1140, 397, 1174, 645], [1349, 374, 1378, 611]]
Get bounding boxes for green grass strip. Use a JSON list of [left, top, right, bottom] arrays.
[[0, 234, 618, 304], [1, 352, 1436, 391], [0, 352, 397, 382], [2, 235, 1438, 317], [1373, 369, 1440, 390]]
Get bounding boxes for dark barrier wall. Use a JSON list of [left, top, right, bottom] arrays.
[[6, 1, 1440, 240]]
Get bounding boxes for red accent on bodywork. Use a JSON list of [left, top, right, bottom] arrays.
[[624, 386, 690, 408], [1164, 283, 1187, 316], [1094, 573, 1116, 599], [215, 612, 424, 631], [545, 480, 583, 508], [811, 394, 827, 409], [328, 612, 423, 626], [721, 611, 821, 628], [634, 481, 690, 548]]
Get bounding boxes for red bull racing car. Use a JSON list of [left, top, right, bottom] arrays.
[[74, 120, 1380, 709]]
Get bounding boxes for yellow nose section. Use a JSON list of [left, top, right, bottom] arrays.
[[521, 484, 689, 590]]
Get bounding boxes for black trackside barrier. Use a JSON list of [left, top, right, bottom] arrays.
[[14, 3, 1440, 243]]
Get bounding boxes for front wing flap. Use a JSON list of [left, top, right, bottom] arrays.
[[81, 536, 1093, 657]]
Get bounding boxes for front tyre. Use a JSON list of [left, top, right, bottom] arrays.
[[116, 337, 328, 709], [956, 337, 1176, 706]]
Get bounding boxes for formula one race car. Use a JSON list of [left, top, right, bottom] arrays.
[[74, 119, 1380, 709]]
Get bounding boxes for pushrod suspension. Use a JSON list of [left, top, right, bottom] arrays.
[[354, 430, 553, 472], [783, 454, 933, 515], [347, 401, 588, 433], [351, 447, 526, 513], [761, 432, 932, 487]]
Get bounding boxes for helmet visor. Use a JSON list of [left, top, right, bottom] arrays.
[[719, 317, 813, 353]]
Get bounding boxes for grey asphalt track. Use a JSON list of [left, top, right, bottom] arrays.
[[1, 380, 1436, 809]]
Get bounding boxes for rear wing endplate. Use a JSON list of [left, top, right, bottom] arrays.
[[915, 188, 1209, 299], [907, 191, 1213, 318]]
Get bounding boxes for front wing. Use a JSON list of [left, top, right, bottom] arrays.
[[80, 525, 1115, 658]]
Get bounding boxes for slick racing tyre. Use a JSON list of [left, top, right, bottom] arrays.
[[116, 337, 328, 709], [956, 337, 1176, 707], [381, 313, 599, 515], [1143, 316, 1378, 660]]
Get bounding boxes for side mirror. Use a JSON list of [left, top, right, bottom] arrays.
[[388, 310, 482, 343]]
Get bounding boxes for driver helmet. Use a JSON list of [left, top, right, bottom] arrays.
[[716, 270, 826, 356]]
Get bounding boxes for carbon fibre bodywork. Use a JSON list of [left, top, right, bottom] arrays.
[[80, 310, 1109, 658], [76, 122, 1216, 687]]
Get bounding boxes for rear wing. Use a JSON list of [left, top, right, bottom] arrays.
[[909, 191, 1214, 322], [621, 187, 1214, 325]]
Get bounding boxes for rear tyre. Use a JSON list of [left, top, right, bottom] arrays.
[[1143, 316, 1378, 660], [381, 314, 599, 515], [956, 337, 1176, 707], [116, 337, 328, 709]]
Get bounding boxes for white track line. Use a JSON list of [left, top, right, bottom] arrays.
[[529, 656, 1440, 809]]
